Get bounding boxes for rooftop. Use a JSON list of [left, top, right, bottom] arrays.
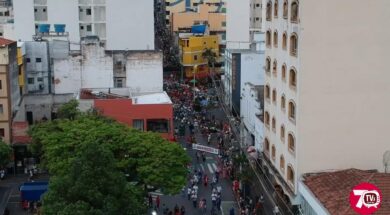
[[0, 37, 15, 46], [303, 169, 390, 215], [132, 92, 172, 105]]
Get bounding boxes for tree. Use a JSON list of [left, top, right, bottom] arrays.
[[42, 142, 145, 215], [29, 113, 190, 212], [0, 140, 12, 168], [57, 99, 80, 120], [202, 48, 217, 76]]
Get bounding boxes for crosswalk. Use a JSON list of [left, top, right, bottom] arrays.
[[198, 162, 218, 174]]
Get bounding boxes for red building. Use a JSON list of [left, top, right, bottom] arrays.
[[79, 89, 174, 140]]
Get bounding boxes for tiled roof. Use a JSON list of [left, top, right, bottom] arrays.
[[0, 37, 15, 46], [303, 169, 390, 215]]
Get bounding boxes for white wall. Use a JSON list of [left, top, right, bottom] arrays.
[[241, 51, 265, 90], [105, 0, 155, 51], [126, 52, 163, 94], [226, 0, 250, 49], [54, 44, 113, 94], [13, 0, 35, 42]]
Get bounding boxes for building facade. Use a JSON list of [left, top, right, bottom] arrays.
[[262, 0, 390, 208], [13, 0, 155, 51], [165, 0, 226, 27], [0, 38, 19, 143], [179, 35, 219, 78]]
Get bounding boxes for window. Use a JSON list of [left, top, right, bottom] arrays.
[[288, 100, 296, 120], [265, 57, 271, 73], [280, 125, 285, 141], [0, 80, 2, 89], [37, 77, 43, 82], [27, 78, 34, 84], [282, 32, 287, 50], [165, 19, 169, 24], [86, 25, 92, 32], [255, 17, 260, 21], [289, 67, 297, 87], [264, 111, 270, 127], [194, 55, 198, 61], [288, 133, 295, 152], [26, 58, 31, 63], [266, 1, 272, 21], [43, 8, 46, 12], [291, 0, 299, 22], [0, 104, 3, 114], [271, 145, 276, 160], [273, 31, 278, 47], [280, 155, 285, 172], [147, 119, 169, 133], [274, 0, 278, 17], [80, 8, 83, 12], [133, 119, 144, 131], [272, 89, 277, 104], [166, 2, 170, 6], [265, 85, 270, 100], [0, 128, 4, 138], [34, 8, 38, 12], [115, 78, 124, 88], [281, 64, 287, 81], [272, 117, 276, 131], [80, 26, 84, 30], [272, 60, 277, 76], [4, 11, 9, 16], [222, 33, 226, 40], [222, 21, 226, 27], [287, 165, 295, 184], [290, 33, 298, 56], [281, 95, 286, 110], [36, 58, 42, 63], [283, 0, 288, 19], [86, 8, 92, 15], [256, 3, 260, 7], [266, 30, 271, 47], [265, 138, 270, 152]]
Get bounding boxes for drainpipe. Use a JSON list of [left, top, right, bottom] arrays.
[[46, 40, 52, 94]]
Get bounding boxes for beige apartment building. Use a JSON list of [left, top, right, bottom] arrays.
[[0, 38, 20, 144], [261, 0, 390, 207]]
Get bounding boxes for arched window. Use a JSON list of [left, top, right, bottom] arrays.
[[265, 57, 271, 73], [274, 0, 278, 17], [288, 100, 296, 120], [271, 145, 276, 160], [282, 32, 287, 50], [280, 125, 285, 141], [288, 133, 295, 152], [290, 33, 298, 56], [272, 60, 277, 76], [265, 138, 270, 152], [272, 89, 277, 103], [289, 67, 297, 87], [291, 0, 299, 22], [265, 85, 270, 100], [281, 95, 286, 110], [283, 0, 288, 19], [281, 64, 287, 81], [273, 31, 278, 47], [280, 155, 285, 172], [287, 164, 295, 184], [266, 1, 272, 21], [272, 117, 276, 131], [266, 30, 272, 47], [264, 111, 270, 126]]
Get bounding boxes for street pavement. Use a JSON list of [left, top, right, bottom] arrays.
[[148, 106, 239, 215], [0, 175, 29, 215]]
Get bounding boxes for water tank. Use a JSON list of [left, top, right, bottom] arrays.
[[38, 24, 50, 33], [54, 24, 66, 33]]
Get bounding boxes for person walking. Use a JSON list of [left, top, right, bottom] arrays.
[[229, 207, 235, 215], [148, 194, 153, 208], [203, 174, 208, 187], [156, 195, 161, 210], [192, 192, 198, 208], [187, 187, 192, 200], [207, 133, 212, 145], [180, 205, 186, 215], [202, 152, 206, 162]]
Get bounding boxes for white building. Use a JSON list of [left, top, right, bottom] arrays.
[[13, 0, 154, 51], [54, 38, 163, 95], [240, 83, 264, 151], [226, 0, 262, 49], [261, 0, 390, 210]]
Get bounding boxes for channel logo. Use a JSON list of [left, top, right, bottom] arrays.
[[349, 182, 382, 214]]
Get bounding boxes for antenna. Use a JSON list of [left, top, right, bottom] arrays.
[[383, 151, 390, 173]]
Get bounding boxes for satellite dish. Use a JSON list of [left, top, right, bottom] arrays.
[[383, 151, 390, 173]]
